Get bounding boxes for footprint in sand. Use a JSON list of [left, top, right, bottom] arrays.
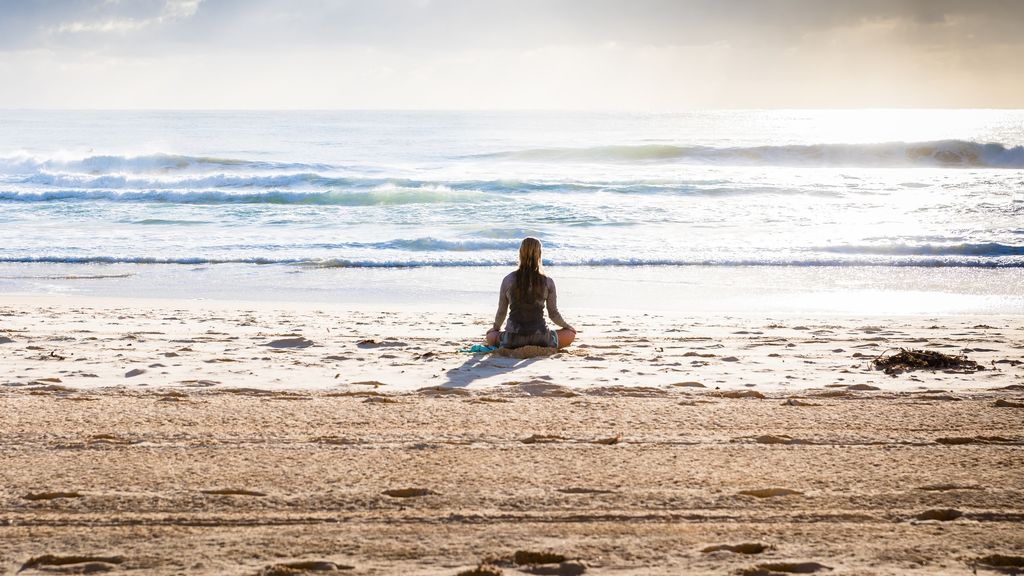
[[265, 337, 315, 348], [156, 391, 188, 402], [456, 564, 503, 576], [935, 436, 1015, 445], [257, 560, 354, 574], [87, 434, 138, 446], [512, 381, 578, 398], [917, 484, 983, 492], [522, 561, 587, 575], [973, 555, 1024, 574], [510, 552, 566, 565], [312, 436, 363, 446], [739, 488, 803, 498], [506, 552, 586, 576], [363, 396, 399, 404], [740, 562, 832, 575], [418, 386, 470, 397], [218, 387, 279, 396], [521, 434, 567, 444], [716, 390, 766, 399], [382, 488, 436, 498], [740, 435, 807, 445], [586, 385, 666, 398], [468, 397, 511, 404], [809, 390, 852, 399], [914, 508, 962, 521], [201, 488, 266, 497], [26, 384, 75, 395], [179, 379, 219, 387], [22, 491, 83, 501], [702, 543, 768, 554], [19, 555, 125, 573], [357, 339, 408, 349], [325, 391, 383, 399], [557, 487, 616, 495], [781, 399, 820, 407]]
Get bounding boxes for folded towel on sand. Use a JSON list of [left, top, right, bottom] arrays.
[[460, 344, 497, 354], [460, 344, 560, 359]]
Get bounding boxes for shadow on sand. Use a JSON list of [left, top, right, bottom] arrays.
[[442, 346, 559, 388]]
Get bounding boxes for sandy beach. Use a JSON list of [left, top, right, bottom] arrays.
[[2, 296, 1022, 575], [5, 0, 1024, 574]]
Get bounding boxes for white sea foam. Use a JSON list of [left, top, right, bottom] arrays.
[[1, 110, 1022, 275], [0, 256, 1017, 267], [479, 140, 1024, 168], [0, 152, 330, 175], [0, 186, 492, 205], [1, 245, 1021, 268]]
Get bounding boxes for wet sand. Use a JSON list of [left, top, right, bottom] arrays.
[[1, 296, 1023, 575]]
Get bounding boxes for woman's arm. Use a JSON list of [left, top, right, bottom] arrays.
[[545, 277, 571, 329], [492, 274, 512, 331]]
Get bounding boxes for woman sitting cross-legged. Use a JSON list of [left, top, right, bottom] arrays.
[[485, 237, 576, 349]]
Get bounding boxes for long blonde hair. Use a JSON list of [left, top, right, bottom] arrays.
[[515, 237, 545, 301]]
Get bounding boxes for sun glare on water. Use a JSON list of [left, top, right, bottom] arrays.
[[778, 109, 1015, 145]]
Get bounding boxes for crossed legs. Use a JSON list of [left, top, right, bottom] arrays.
[[485, 328, 576, 349]]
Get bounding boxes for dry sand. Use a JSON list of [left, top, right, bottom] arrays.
[[1, 296, 1023, 575]]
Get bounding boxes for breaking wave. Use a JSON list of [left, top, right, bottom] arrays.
[[816, 242, 1024, 257], [479, 140, 1024, 168], [0, 152, 330, 175], [0, 187, 492, 206], [1, 253, 1020, 268]]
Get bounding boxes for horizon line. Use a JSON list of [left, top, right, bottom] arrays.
[[2, 106, 1023, 113]]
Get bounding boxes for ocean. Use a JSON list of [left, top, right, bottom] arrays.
[[1, 109, 1021, 314]]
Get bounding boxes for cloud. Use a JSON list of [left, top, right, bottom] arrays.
[[0, 0, 1021, 108], [8, 0, 1024, 51], [50, 0, 202, 35]]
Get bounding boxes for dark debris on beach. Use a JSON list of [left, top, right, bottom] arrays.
[[873, 348, 983, 376]]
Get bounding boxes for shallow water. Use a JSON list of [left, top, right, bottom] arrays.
[[2, 264, 1020, 316], [1, 110, 1022, 273]]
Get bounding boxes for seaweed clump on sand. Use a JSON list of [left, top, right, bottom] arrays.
[[873, 348, 982, 376]]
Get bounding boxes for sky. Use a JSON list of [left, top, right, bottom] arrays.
[[1, 0, 1022, 110]]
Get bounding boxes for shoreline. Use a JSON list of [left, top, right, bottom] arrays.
[[2, 263, 1023, 317]]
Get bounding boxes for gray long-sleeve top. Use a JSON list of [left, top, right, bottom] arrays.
[[492, 271, 569, 332]]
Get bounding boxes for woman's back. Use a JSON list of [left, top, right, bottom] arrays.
[[486, 237, 576, 350], [504, 271, 551, 334]]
